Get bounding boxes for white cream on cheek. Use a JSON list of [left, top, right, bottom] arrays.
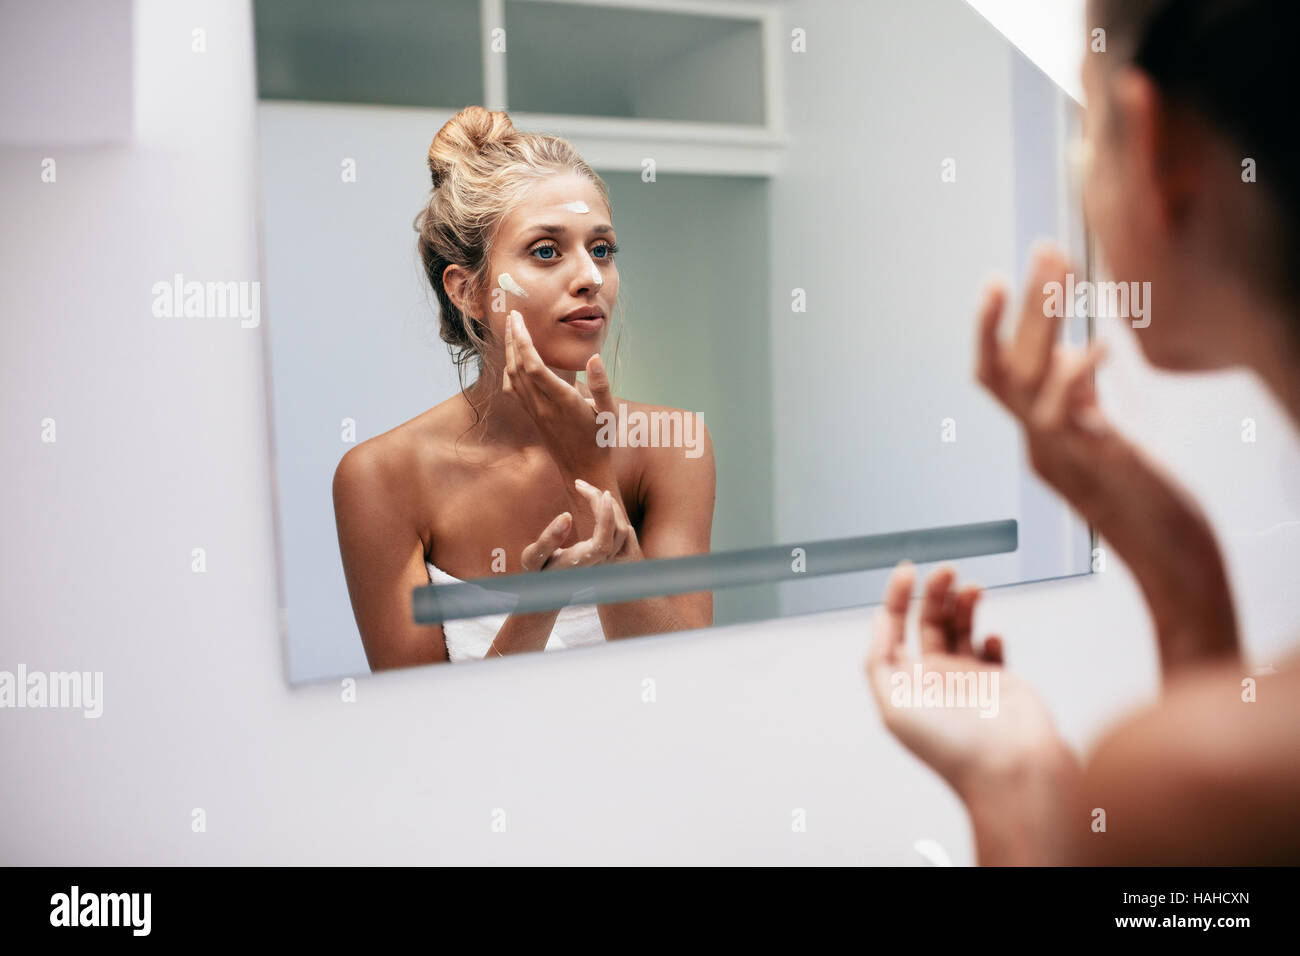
[[497, 272, 529, 297]]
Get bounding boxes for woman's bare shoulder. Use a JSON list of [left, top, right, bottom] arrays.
[[603, 397, 714, 464], [333, 398, 464, 495], [1078, 653, 1300, 862], [1090, 654, 1300, 771]]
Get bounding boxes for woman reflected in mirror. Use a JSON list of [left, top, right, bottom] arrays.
[[333, 107, 715, 668]]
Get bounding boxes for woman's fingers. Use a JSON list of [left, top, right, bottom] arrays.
[[604, 489, 635, 559], [952, 584, 981, 656], [612, 526, 635, 560], [977, 244, 1085, 420], [592, 490, 616, 555], [521, 512, 572, 571], [511, 311, 543, 374], [867, 561, 915, 679], [534, 484, 623, 571], [869, 562, 990, 677], [607, 496, 631, 557], [564, 480, 620, 563], [506, 311, 541, 406], [1008, 243, 1069, 399], [572, 476, 603, 513], [510, 311, 579, 403], [1030, 341, 1110, 434], [980, 634, 1005, 665], [919, 565, 957, 654], [585, 352, 617, 417], [975, 279, 1008, 398], [503, 312, 539, 406]]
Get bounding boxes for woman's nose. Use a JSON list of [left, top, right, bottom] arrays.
[[570, 251, 603, 292]]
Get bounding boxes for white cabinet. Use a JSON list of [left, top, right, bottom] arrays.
[[254, 0, 785, 175]]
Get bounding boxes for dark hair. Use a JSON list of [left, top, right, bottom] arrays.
[[1092, 0, 1300, 302]]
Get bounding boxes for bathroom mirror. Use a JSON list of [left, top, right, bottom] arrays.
[[255, 0, 1092, 683]]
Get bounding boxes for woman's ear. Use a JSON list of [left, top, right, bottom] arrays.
[[442, 263, 480, 317], [1111, 66, 1203, 235]]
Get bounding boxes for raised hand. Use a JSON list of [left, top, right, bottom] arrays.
[[865, 562, 1083, 865], [975, 242, 1238, 678], [519, 478, 638, 573], [865, 562, 1073, 796], [975, 243, 1112, 514], [503, 309, 616, 477]]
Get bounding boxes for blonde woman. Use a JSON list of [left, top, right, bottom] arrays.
[[333, 107, 715, 668]]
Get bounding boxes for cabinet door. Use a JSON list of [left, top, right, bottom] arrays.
[[254, 0, 484, 108], [502, 0, 766, 125]]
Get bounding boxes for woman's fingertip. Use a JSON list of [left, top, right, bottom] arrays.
[[1029, 238, 1063, 268]]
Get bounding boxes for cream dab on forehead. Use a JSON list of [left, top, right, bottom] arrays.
[[559, 200, 589, 214], [497, 272, 528, 297]]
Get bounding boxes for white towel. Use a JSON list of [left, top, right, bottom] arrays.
[[425, 561, 607, 662]]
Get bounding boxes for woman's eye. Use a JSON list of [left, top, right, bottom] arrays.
[[530, 241, 616, 261]]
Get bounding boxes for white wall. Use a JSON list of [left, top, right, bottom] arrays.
[[770, 0, 1092, 622], [0, 0, 133, 145], [2, 0, 1298, 865]]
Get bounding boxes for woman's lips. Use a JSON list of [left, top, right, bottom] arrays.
[[560, 315, 605, 332]]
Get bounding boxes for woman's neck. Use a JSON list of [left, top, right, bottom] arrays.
[[1241, 297, 1300, 431], [460, 356, 581, 447]]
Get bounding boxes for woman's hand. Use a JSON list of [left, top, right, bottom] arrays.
[[503, 309, 615, 477], [975, 243, 1113, 514], [865, 562, 1083, 865], [488, 485, 630, 658], [977, 242, 1239, 678], [865, 562, 1071, 795], [520, 478, 639, 573]]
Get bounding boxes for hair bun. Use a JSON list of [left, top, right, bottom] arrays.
[[427, 106, 517, 188]]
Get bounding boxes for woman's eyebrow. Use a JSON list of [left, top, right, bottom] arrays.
[[521, 223, 614, 236]]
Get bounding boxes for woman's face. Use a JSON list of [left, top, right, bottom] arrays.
[[483, 172, 618, 373], [1080, 7, 1236, 371]]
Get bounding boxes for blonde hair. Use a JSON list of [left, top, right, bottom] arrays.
[[413, 106, 622, 410]]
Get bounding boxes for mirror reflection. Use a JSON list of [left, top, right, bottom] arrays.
[[255, 0, 1092, 681]]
